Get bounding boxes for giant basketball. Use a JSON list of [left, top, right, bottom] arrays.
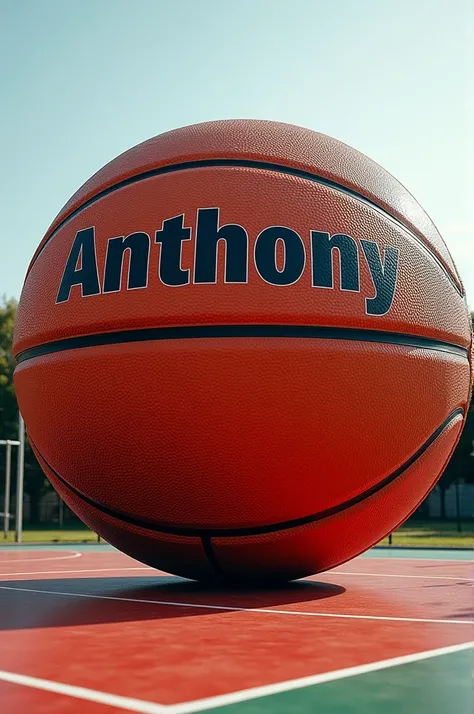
[[13, 121, 472, 581]]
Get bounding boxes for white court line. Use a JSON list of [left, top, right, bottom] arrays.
[[0, 584, 469, 625], [0, 642, 471, 714], [0, 567, 150, 577], [0, 551, 82, 564], [0, 668, 167, 713], [0, 566, 470, 581], [168, 641, 473, 714], [364, 556, 473, 563], [334, 570, 472, 582]]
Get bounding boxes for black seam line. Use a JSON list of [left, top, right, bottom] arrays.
[[29, 158, 463, 296], [15, 325, 469, 364], [31, 408, 464, 538], [201, 536, 224, 576]]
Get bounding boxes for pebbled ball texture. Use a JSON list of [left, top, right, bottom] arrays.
[[13, 120, 473, 582]]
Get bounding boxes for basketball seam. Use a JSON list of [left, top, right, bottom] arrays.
[[201, 536, 224, 576], [29, 408, 464, 538], [14, 325, 469, 363], [27, 158, 463, 296]]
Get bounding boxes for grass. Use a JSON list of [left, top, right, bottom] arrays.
[[1, 520, 473, 547], [378, 520, 474, 548], [2, 528, 101, 544]]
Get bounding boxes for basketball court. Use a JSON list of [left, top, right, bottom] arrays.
[[0, 544, 471, 713]]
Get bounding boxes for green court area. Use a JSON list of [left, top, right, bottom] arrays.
[[205, 647, 472, 714]]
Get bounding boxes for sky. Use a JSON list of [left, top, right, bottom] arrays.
[[1, 0, 473, 307]]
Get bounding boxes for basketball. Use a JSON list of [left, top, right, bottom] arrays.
[[12, 120, 472, 582]]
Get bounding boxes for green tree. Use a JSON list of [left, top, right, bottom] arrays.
[[0, 297, 50, 525], [0, 297, 18, 439]]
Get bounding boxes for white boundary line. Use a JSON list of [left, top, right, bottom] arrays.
[[168, 641, 473, 714], [0, 642, 470, 714], [0, 551, 82, 564], [0, 584, 469, 625], [363, 556, 473, 562], [167, 642, 473, 714], [334, 570, 471, 582], [0, 668, 167, 713], [0, 567, 150, 577], [0, 566, 470, 581]]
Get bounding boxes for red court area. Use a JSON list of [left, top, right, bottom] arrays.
[[0, 547, 471, 713]]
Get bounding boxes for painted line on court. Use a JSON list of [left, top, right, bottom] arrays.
[[0, 642, 470, 714], [168, 641, 473, 713], [0, 551, 82, 564], [0, 668, 167, 713], [0, 566, 470, 581], [0, 584, 470, 625], [333, 570, 471, 581], [0, 566, 150, 577], [364, 556, 473, 563]]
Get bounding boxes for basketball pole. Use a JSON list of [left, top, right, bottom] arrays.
[[14, 414, 25, 544], [1, 439, 20, 538], [3, 441, 12, 538]]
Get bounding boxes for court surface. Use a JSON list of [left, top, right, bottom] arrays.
[[0, 545, 471, 713]]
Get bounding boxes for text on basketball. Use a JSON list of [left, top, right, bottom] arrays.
[[56, 207, 399, 316]]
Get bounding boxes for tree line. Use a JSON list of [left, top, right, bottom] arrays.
[[1, 296, 473, 524]]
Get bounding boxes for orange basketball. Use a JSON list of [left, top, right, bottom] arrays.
[[13, 120, 472, 581]]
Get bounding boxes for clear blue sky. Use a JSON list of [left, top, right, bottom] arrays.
[[1, 0, 473, 305]]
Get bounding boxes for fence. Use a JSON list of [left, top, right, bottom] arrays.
[[427, 482, 474, 519]]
